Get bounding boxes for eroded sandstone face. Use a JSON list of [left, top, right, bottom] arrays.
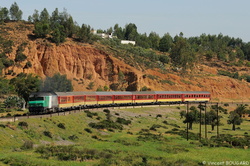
[[2, 22, 250, 102]]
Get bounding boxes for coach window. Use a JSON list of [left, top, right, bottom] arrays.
[[60, 97, 67, 103], [86, 96, 96, 101], [148, 95, 154, 99]]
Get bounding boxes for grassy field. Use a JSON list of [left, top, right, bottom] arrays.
[[0, 104, 249, 166]]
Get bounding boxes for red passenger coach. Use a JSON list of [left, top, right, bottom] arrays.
[[182, 91, 211, 102], [96, 92, 113, 105], [112, 91, 133, 105], [85, 92, 98, 106], [56, 92, 75, 109], [132, 91, 156, 104], [155, 91, 183, 103]]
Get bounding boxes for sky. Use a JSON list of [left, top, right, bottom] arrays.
[[1, 0, 250, 42]]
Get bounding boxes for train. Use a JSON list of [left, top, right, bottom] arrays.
[[28, 91, 211, 114]]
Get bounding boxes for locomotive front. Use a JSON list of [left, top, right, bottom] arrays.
[[28, 92, 58, 114]]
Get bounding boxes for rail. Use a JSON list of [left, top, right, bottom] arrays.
[[0, 101, 249, 122]]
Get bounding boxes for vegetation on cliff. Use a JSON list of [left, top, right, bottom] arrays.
[[0, 2, 250, 102]]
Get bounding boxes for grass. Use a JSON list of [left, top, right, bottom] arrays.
[[0, 104, 249, 165]]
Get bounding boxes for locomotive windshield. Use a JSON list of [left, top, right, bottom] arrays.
[[29, 97, 44, 101]]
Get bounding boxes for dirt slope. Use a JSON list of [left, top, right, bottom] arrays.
[[2, 22, 250, 102]]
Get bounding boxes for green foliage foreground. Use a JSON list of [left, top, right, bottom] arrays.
[[0, 106, 249, 166]]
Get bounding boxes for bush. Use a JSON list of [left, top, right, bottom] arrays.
[[89, 120, 123, 130], [84, 110, 98, 118], [84, 128, 92, 133], [156, 114, 162, 118], [21, 140, 33, 150], [137, 129, 167, 142], [57, 123, 66, 129], [15, 53, 27, 62], [116, 117, 131, 125], [18, 121, 28, 129], [43, 131, 52, 138], [68, 135, 79, 141], [103, 109, 110, 114], [4, 96, 24, 108], [149, 124, 166, 131]]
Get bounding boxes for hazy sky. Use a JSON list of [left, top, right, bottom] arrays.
[[2, 0, 250, 42]]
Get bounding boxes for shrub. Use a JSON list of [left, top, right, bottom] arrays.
[[116, 117, 131, 125], [162, 120, 168, 125], [24, 61, 32, 68], [103, 109, 110, 114], [84, 110, 98, 117], [4, 96, 24, 108], [18, 121, 28, 129], [43, 131, 52, 138], [150, 124, 166, 131], [68, 135, 79, 141], [89, 120, 123, 130], [137, 130, 167, 142], [21, 140, 33, 150], [57, 123, 66, 129], [156, 114, 162, 118], [140, 86, 148, 91], [84, 128, 92, 133]]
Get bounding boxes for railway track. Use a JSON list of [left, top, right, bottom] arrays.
[[0, 101, 249, 122]]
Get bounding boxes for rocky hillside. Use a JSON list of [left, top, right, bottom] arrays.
[[1, 22, 250, 102]]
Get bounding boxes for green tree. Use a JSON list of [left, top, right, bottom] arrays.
[[207, 110, 219, 131], [0, 7, 9, 22], [159, 55, 169, 64], [180, 110, 186, 119], [236, 47, 245, 60], [242, 42, 250, 61], [4, 96, 24, 108], [10, 73, 41, 103], [124, 23, 138, 41], [76, 24, 93, 43], [234, 104, 246, 118], [0, 77, 14, 95], [51, 23, 66, 45], [170, 37, 196, 72], [159, 33, 173, 52], [39, 8, 50, 24], [64, 15, 75, 37], [183, 107, 199, 130], [50, 8, 60, 29], [9, 2, 22, 21], [113, 24, 124, 39], [148, 32, 160, 50], [29, 9, 39, 23], [33, 22, 50, 38], [41, 73, 73, 92], [136, 33, 150, 48], [227, 111, 243, 131]]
